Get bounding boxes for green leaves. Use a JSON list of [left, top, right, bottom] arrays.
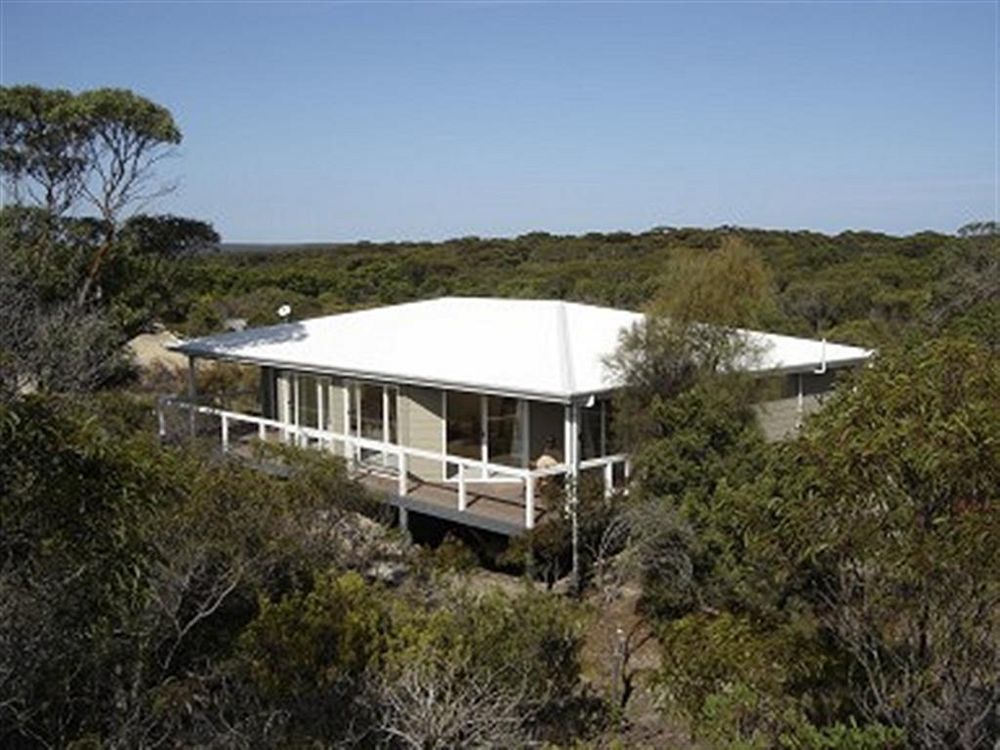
[[1, 85, 181, 218], [72, 88, 181, 146]]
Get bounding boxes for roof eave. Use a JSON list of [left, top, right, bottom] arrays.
[[172, 344, 584, 404]]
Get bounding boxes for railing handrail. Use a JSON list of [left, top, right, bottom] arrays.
[[159, 396, 630, 479], [158, 396, 631, 529]]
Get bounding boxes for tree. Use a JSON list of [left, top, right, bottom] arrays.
[[0, 207, 218, 397], [956, 220, 999, 237], [923, 239, 999, 350], [758, 339, 999, 748], [0, 272, 128, 399], [1, 86, 183, 306], [0, 394, 395, 747], [0, 86, 87, 214], [652, 235, 777, 329]]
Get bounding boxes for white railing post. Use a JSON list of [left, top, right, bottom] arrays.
[[258, 422, 266, 441], [603, 462, 613, 498], [398, 451, 408, 496], [458, 463, 467, 511], [525, 475, 535, 529], [221, 414, 229, 452], [156, 399, 166, 439]]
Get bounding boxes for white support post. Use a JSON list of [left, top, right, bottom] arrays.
[[258, 421, 266, 441], [354, 384, 362, 465], [603, 462, 613, 498], [458, 462, 467, 511], [187, 356, 197, 438], [316, 378, 325, 448], [796, 372, 804, 428], [525, 475, 535, 529], [382, 386, 390, 466], [221, 414, 229, 453], [292, 374, 301, 447], [398, 451, 408, 497], [480, 395, 489, 479], [156, 399, 166, 439], [566, 402, 581, 595], [440, 391, 448, 481]]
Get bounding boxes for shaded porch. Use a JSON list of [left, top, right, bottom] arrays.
[[156, 396, 629, 535]]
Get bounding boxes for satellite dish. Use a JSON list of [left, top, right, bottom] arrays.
[[277, 304, 291, 319]]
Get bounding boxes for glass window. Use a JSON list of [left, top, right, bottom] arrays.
[[297, 374, 319, 428], [580, 401, 604, 460], [359, 383, 383, 441], [488, 396, 526, 468], [446, 391, 481, 476]]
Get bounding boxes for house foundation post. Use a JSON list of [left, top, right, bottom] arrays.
[[187, 356, 198, 439], [398, 506, 411, 542], [566, 401, 581, 596]]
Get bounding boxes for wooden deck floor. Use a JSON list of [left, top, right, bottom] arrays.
[[224, 436, 548, 535], [360, 472, 550, 536]]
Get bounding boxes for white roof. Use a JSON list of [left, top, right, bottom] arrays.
[[174, 297, 872, 402]]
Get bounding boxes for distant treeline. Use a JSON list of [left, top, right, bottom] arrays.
[[178, 226, 996, 353]]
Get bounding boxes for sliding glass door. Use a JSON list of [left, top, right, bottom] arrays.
[[445, 391, 481, 478], [487, 396, 527, 469], [446, 391, 529, 480], [346, 380, 398, 468]]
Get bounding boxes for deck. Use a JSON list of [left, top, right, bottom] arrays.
[[159, 398, 626, 537], [223, 437, 551, 535], [360, 472, 554, 536]]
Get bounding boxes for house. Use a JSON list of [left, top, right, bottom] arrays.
[[161, 297, 872, 535]]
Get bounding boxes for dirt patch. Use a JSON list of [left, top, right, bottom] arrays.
[[128, 330, 188, 371], [580, 584, 699, 748]]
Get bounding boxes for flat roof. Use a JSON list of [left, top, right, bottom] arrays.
[[173, 297, 873, 402]]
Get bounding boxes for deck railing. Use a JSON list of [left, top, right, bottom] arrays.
[[156, 397, 629, 529]]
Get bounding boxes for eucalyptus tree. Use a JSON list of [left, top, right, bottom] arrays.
[[0, 85, 183, 306]]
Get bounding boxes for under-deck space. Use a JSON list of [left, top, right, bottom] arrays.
[[361, 473, 552, 536]]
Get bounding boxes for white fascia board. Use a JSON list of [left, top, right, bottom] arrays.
[[174, 347, 580, 404]]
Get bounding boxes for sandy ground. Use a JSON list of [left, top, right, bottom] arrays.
[[127, 330, 188, 371]]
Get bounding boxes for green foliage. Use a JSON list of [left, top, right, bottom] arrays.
[[1, 85, 217, 397], [237, 571, 588, 744], [651, 339, 999, 748], [174, 227, 995, 357], [241, 571, 390, 698], [651, 235, 778, 328], [0, 394, 384, 746], [503, 475, 620, 587], [656, 612, 835, 747], [781, 719, 905, 750], [1, 393, 596, 746]]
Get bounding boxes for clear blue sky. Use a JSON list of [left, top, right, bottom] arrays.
[[1, 1, 996, 242]]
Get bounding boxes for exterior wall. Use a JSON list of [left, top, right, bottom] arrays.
[[326, 378, 349, 457], [398, 385, 445, 480], [754, 369, 845, 442]]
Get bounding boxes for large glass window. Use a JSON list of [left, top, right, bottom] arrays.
[[345, 381, 398, 466], [488, 396, 526, 468], [297, 374, 320, 428], [359, 383, 383, 442], [580, 400, 604, 460], [446, 391, 481, 477]]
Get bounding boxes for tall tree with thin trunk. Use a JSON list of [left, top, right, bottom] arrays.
[[1, 86, 182, 306]]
